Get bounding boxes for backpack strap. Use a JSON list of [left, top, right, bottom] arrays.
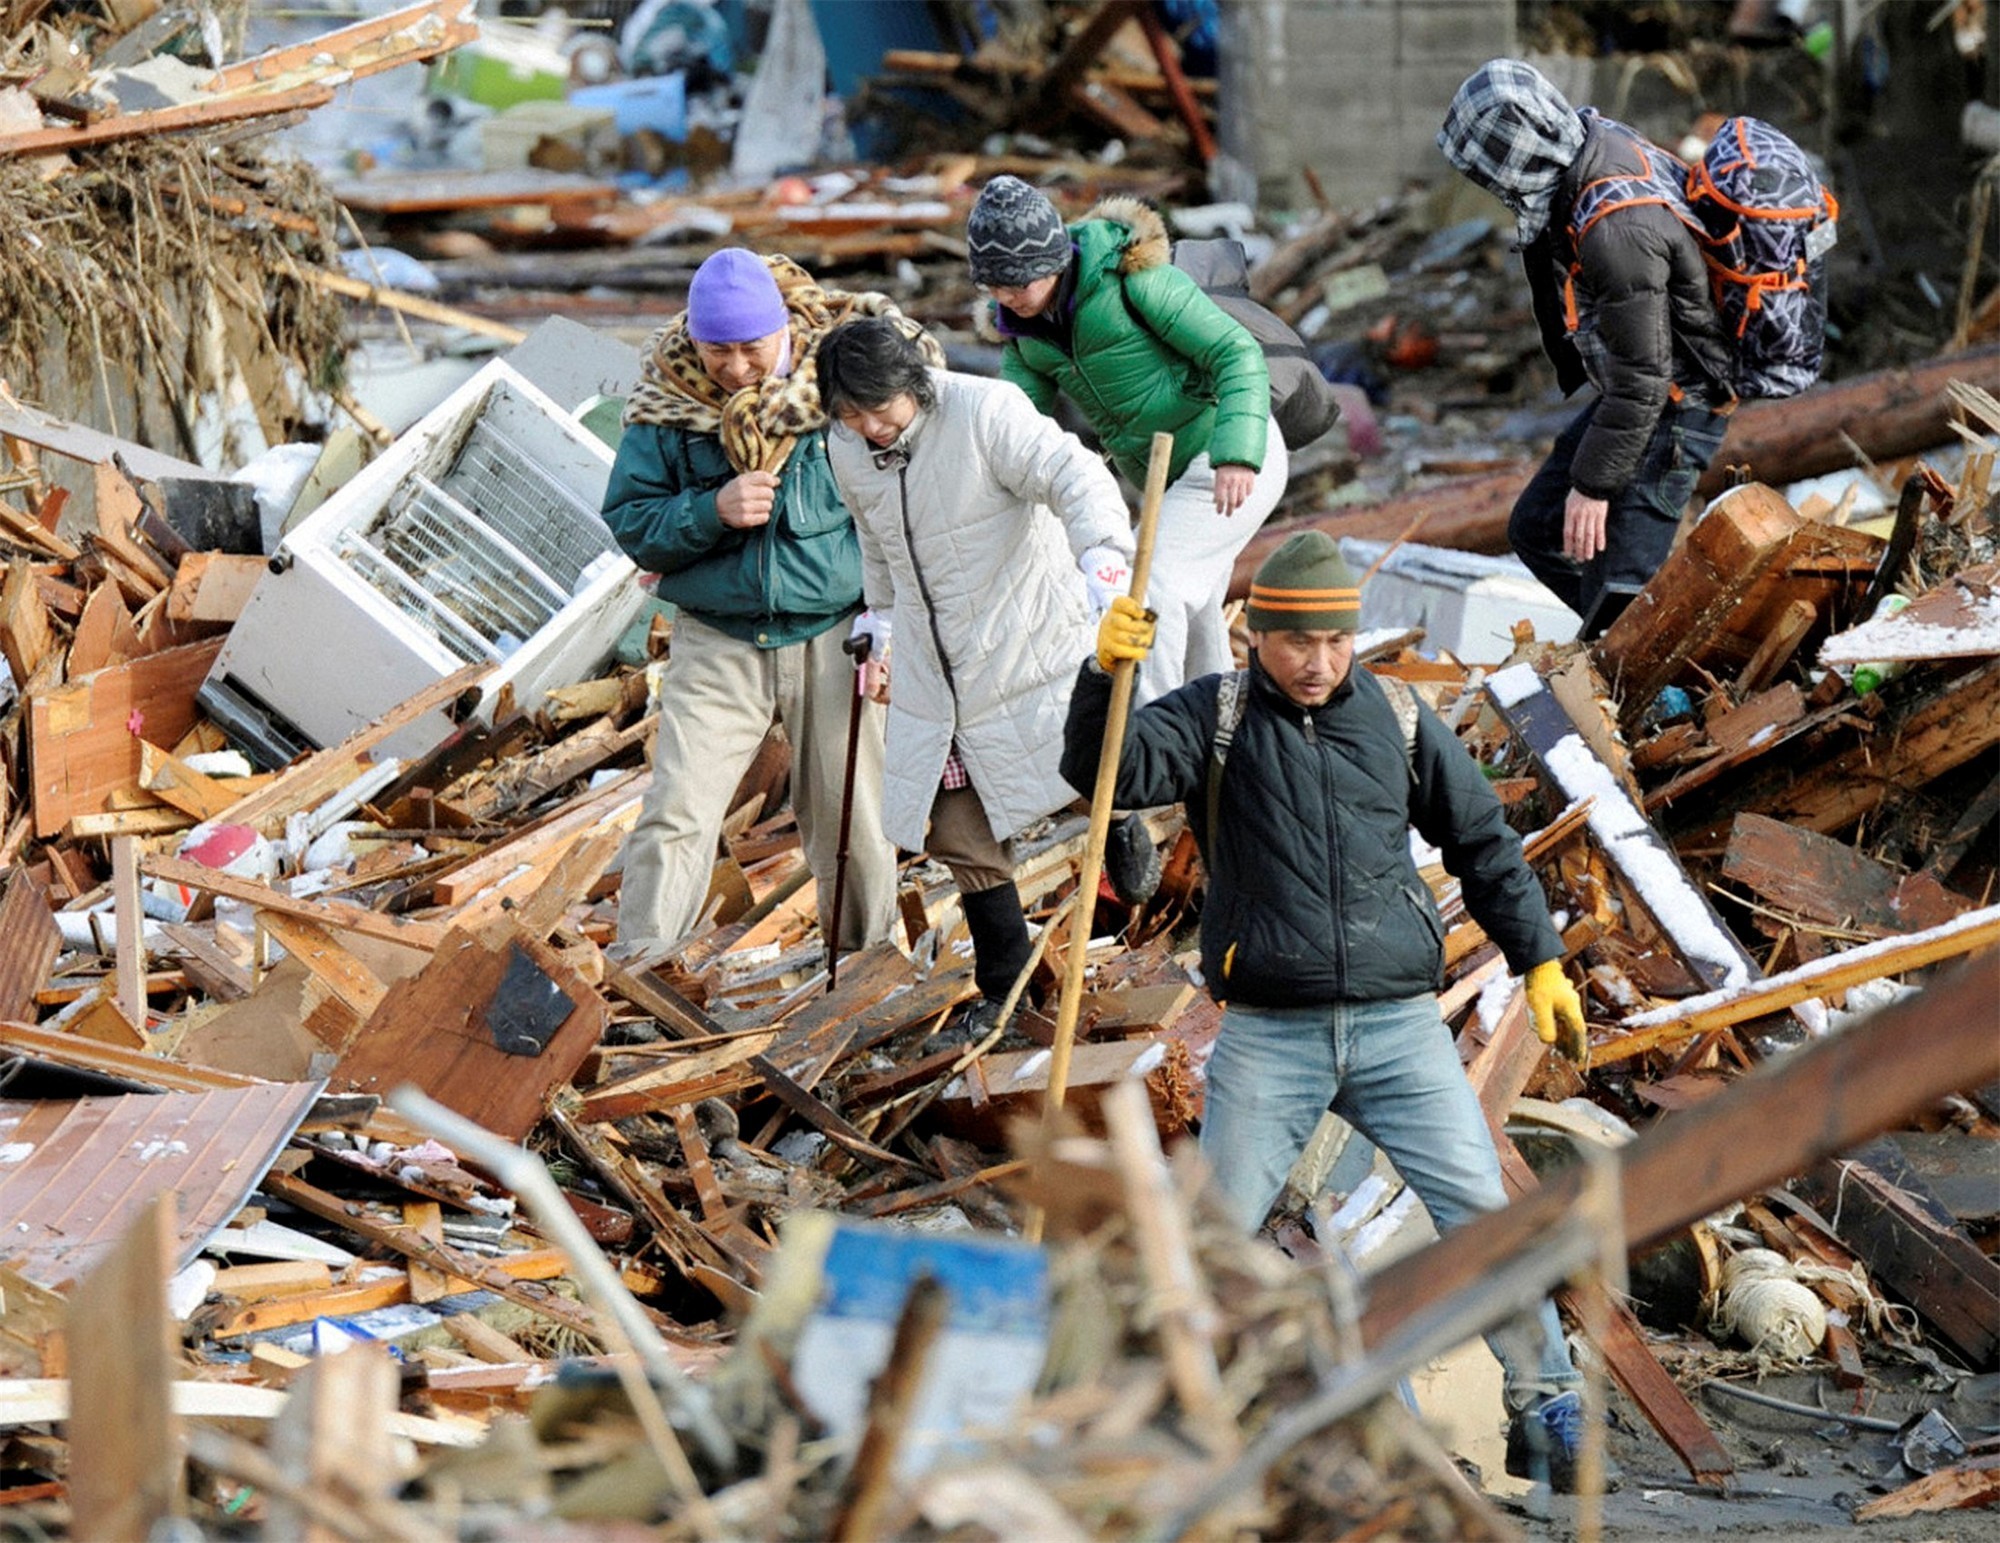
[[1205, 669, 1249, 838], [1374, 672, 1420, 783]]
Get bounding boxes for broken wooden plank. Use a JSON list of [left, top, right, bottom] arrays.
[[1719, 812, 1969, 937], [64, 1197, 182, 1542], [28, 638, 223, 838], [164, 552, 267, 627], [1854, 1455, 2000, 1520], [1486, 661, 1762, 997], [265, 1341, 400, 1543], [331, 919, 605, 1140], [253, 912, 388, 1022], [0, 869, 59, 1022], [1604, 903, 2000, 1063], [1793, 1140, 2000, 1367], [213, 661, 488, 835], [140, 854, 447, 952]]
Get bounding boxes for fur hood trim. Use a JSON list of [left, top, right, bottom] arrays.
[[1085, 195, 1170, 274]]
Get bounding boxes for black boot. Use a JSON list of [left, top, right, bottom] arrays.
[[960, 881, 1032, 1007]]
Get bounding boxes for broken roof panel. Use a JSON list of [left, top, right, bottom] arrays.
[[0, 1081, 323, 1289]]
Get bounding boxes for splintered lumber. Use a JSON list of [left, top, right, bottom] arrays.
[[0, 557, 54, 689], [265, 1342, 400, 1543], [1604, 905, 2000, 1062], [28, 638, 224, 837], [164, 553, 267, 626], [0, 869, 59, 1022], [213, 661, 488, 834], [1742, 660, 2000, 837], [1820, 557, 2000, 667], [140, 853, 447, 952], [430, 768, 647, 910], [206, 0, 479, 93], [1359, 951, 2000, 1362], [1792, 1140, 2000, 1366], [64, 1197, 182, 1542], [259, 1172, 602, 1342], [332, 919, 606, 1140], [307, 269, 529, 345], [0, 1019, 259, 1091], [68, 584, 142, 678], [139, 740, 241, 822], [935, 1040, 1183, 1147], [1485, 662, 1761, 997], [1854, 1456, 2000, 1520], [1596, 484, 1840, 719], [255, 913, 388, 1021]]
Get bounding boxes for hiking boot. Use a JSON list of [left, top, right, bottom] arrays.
[[1504, 1390, 1620, 1494], [1104, 813, 1161, 907]]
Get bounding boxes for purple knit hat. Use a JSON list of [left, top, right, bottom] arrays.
[[686, 249, 788, 343]]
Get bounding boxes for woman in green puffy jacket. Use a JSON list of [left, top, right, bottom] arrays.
[[966, 176, 1289, 709]]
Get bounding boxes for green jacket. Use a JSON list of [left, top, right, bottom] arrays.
[[997, 195, 1270, 487], [601, 421, 858, 648]]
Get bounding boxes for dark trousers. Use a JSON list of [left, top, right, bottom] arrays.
[[1509, 397, 1729, 636]]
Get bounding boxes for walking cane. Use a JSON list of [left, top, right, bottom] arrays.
[[1027, 431, 1172, 1241], [826, 631, 872, 991]]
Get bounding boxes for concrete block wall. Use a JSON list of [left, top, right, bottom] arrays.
[[1215, 0, 1515, 212]]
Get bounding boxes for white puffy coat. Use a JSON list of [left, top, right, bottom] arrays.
[[827, 370, 1133, 850]]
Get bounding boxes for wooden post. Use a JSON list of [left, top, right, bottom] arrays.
[[266, 1341, 400, 1543], [829, 1275, 949, 1542], [66, 1194, 182, 1541], [111, 835, 146, 1029]]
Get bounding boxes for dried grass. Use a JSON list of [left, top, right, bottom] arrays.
[[0, 135, 346, 455]]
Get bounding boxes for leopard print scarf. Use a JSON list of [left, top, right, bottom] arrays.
[[624, 254, 945, 475]]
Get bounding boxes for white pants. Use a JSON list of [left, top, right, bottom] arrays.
[[1136, 417, 1289, 706], [618, 612, 899, 953]]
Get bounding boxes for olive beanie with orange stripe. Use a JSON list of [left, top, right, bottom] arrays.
[[1246, 530, 1361, 632]]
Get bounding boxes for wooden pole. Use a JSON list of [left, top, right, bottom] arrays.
[[1043, 432, 1171, 1116], [1023, 432, 1170, 1247]]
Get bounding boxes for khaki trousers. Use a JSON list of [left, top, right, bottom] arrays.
[[924, 784, 1014, 894], [618, 612, 898, 952]]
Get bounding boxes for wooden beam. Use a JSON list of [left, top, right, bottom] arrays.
[[1358, 952, 2000, 1357], [139, 854, 447, 952], [1602, 903, 2000, 1063], [0, 1018, 258, 1091], [110, 836, 145, 1028]]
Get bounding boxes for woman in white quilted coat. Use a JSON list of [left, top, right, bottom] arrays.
[[820, 318, 1135, 1035]]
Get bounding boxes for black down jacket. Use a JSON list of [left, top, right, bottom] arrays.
[[1526, 113, 1734, 501], [1062, 658, 1562, 1009]]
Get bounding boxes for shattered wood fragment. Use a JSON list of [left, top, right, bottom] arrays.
[[28, 637, 222, 838], [0, 557, 53, 690], [1793, 1143, 2000, 1366], [64, 1197, 182, 1543], [0, 868, 58, 1022], [1854, 1456, 2000, 1519], [333, 919, 606, 1140], [1720, 812, 1970, 938], [265, 1341, 400, 1543], [163, 552, 266, 626]]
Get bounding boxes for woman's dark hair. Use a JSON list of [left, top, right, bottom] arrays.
[[817, 318, 937, 415]]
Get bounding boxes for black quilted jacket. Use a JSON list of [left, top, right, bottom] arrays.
[[1062, 658, 1562, 1008], [1526, 115, 1733, 500]]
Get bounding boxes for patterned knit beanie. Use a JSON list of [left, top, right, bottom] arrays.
[[966, 175, 1071, 287], [1247, 531, 1361, 632]]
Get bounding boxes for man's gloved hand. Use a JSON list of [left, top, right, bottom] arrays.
[[1095, 595, 1156, 673], [1078, 543, 1133, 614], [1525, 959, 1588, 1064]]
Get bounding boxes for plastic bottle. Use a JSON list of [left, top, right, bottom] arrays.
[[1850, 594, 1912, 696]]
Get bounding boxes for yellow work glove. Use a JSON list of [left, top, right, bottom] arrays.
[[1525, 959, 1589, 1065], [1096, 594, 1156, 673]]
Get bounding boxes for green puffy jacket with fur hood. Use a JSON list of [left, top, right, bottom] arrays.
[[994, 197, 1269, 487]]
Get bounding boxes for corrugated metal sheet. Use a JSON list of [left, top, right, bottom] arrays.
[[0, 1082, 323, 1289]]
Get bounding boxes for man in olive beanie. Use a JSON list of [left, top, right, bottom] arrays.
[[1064, 532, 1606, 1494]]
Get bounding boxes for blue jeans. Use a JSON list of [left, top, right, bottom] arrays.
[[1200, 995, 1580, 1407], [1509, 396, 1729, 636]]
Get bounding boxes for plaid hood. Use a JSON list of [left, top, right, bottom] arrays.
[[1438, 59, 1586, 249]]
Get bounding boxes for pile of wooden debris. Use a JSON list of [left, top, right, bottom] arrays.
[[0, 350, 1994, 1532]]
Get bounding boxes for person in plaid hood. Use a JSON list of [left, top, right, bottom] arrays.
[[1440, 60, 1734, 638]]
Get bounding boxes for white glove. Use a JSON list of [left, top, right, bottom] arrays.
[[1079, 544, 1133, 614], [849, 609, 893, 662]]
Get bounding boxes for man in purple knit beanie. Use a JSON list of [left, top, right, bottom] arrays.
[[599, 247, 904, 960]]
